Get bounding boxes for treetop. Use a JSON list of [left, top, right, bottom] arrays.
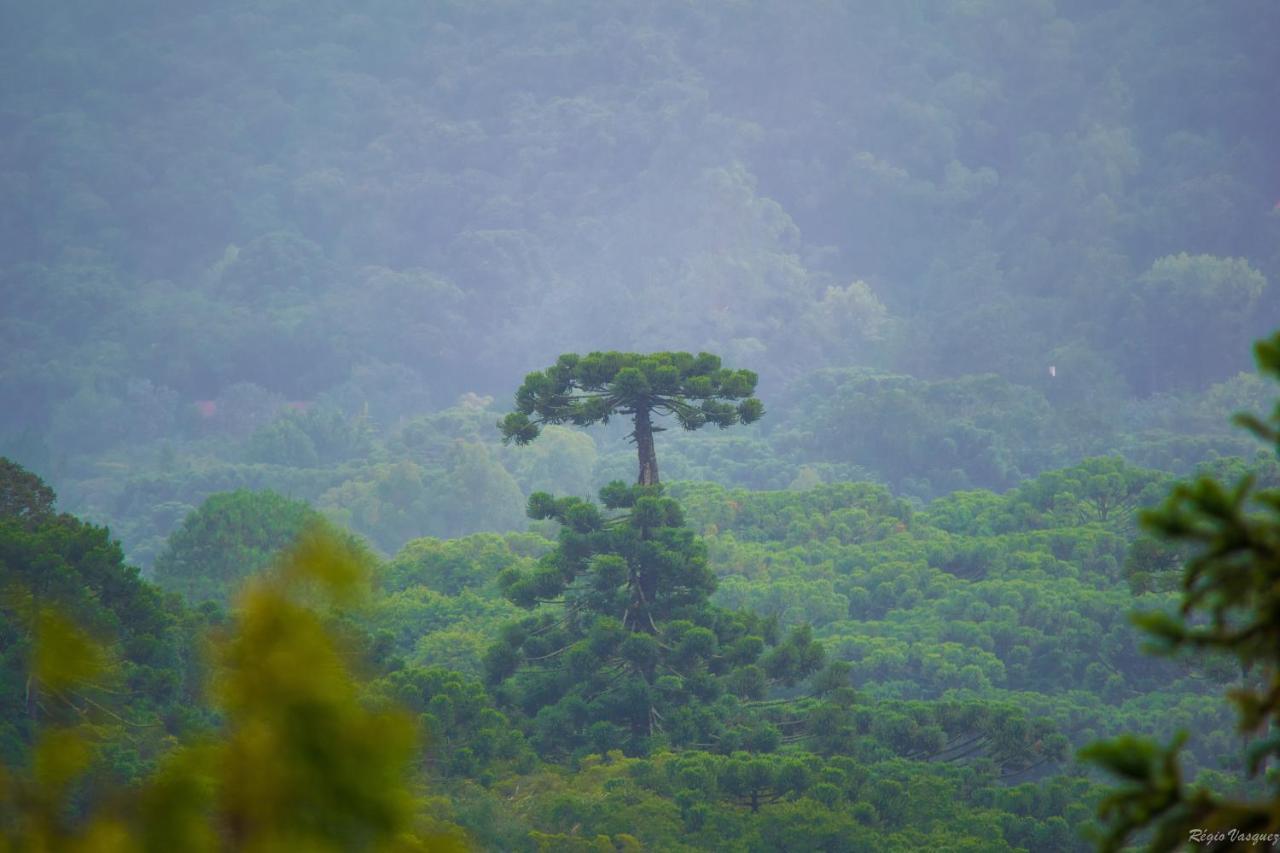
[[499, 350, 764, 447]]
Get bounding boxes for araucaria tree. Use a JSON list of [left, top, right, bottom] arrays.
[[485, 482, 825, 757], [490, 354, 824, 757], [498, 351, 764, 485]]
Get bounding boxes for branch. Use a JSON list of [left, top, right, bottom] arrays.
[[524, 644, 573, 662]]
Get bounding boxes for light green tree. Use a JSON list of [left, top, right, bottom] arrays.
[[152, 489, 348, 607]]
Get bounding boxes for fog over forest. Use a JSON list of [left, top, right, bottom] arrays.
[[2, 2, 1279, 850]]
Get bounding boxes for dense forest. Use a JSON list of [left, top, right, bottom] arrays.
[[2, 1, 1279, 850]]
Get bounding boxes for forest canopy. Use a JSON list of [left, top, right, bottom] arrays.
[[1, 1, 1278, 850]]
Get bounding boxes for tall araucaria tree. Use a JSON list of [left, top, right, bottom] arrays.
[[498, 351, 764, 485]]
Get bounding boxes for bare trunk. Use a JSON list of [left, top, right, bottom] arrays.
[[634, 408, 659, 486], [25, 591, 39, 726], [631, 411, 661, 739], [626, 409, 659, 633]]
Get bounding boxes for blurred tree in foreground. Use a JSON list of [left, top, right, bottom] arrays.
[[0, 459, 184, 769], [499, 352, 763, 485], [0, 523, 467, 851], [1083, 333, 1280, 851]]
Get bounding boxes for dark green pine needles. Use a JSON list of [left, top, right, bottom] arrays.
[[498, 351, 764, 485], [484, 480, 826, 758]]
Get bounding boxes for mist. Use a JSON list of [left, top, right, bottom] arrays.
[[2, 2, 1278, 849]]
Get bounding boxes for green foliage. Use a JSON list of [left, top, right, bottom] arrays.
[[500, 352, 761, 444], [671, 472, 1233, 791], [319, 442, 527, 554], [1115, 254, 1269, 394], [672, 480, 912, 546], [1004, 457, 1171, 530], [369, 547, 529, 676], [0, 522, 468, 851], [0, 424, 1255, 851], [381, 532, 549, 597], [0, 462, 189, 775], [500, 352, 763, 485], [777, 369, 1055, 497], [2, 0, 1277, 575], [1085, 332, 1280, 850], [502, 425, 599, 499], [4, 4, 1279, 847], [0, 459, 55, 527], [487, 482, 825, 758], [244, 406, 373, 468], [375, 664, 533, 781], [475, 746, 1095, 852], [151, 489, 345, 607]]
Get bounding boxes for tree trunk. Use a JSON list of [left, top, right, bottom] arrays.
[[25, 675, 37, 726], [633, 408, 659, 486]]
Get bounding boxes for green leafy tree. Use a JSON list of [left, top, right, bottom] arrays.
[[439, 442, 528, 536], [0, 462, 186, 764], [503, 424, 599, 498], [1115, 254, 1268, 394], [244, 406, 374, 468], [0, 458, 54, 527], [374, 664, 532, 780], [714, 752, 812, 813], [320, 444, 527, 553], [380, 531, 547, 597], [499, 352, 763, 486], [1, 523, 468, 851], [486, 482, 824, 757], [1083, 333, 1280, 851], [781, 369, 1052, 497], [1122, 534, 1192, 595], [1009, 457, 1169, 528], [152, 489, 354, 607]]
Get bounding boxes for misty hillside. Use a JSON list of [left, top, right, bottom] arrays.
[[4, 1, 1277, 565], [2, 2, 1279, 850]]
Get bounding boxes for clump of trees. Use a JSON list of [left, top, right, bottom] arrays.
[[1085, 333, 1280, 850], [0, 479, 467, 850], [10, 328, 1280, 849], [0, 459, 187, 769], [152, 488, 355, 606]]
